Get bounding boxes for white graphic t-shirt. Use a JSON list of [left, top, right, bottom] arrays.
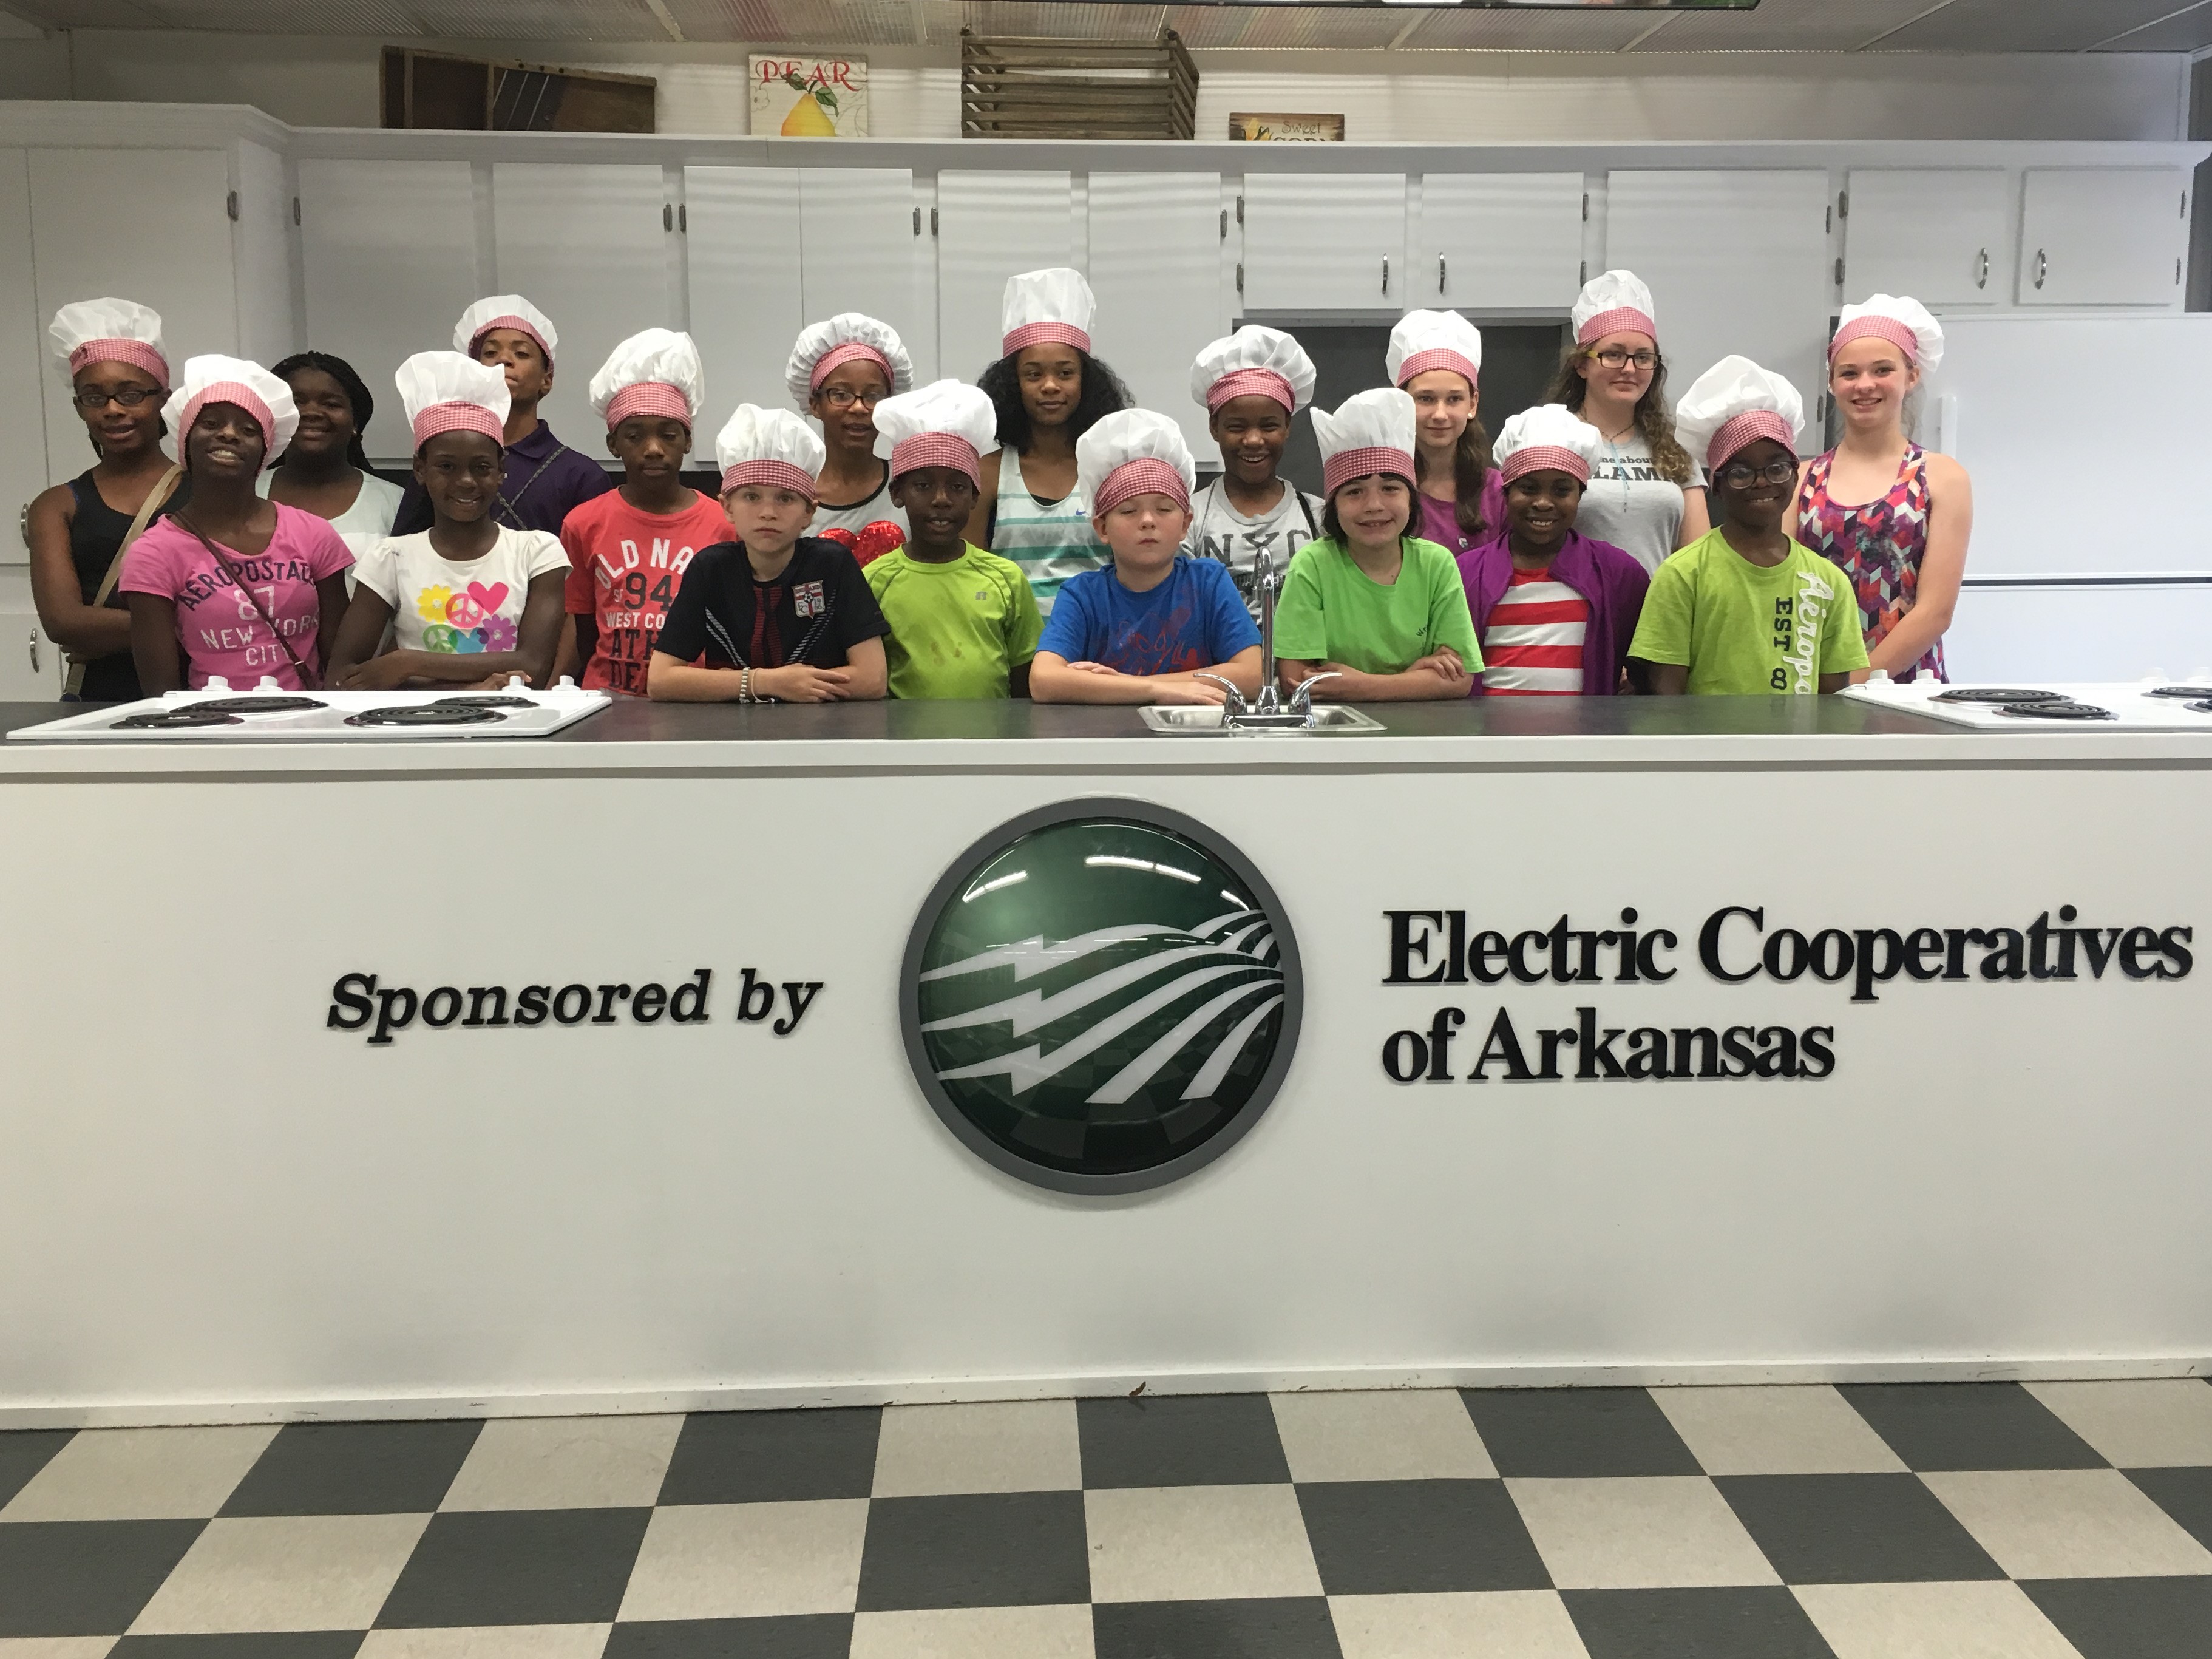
[[1578, 427, 1700, 575], [353, 524, 569, 655], [1180, 477, 1326, 620]]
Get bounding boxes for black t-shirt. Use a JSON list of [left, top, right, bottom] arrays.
[[656, 537, 888, 670]]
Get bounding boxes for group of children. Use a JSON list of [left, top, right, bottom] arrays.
[[33, 264, 1969, 707]]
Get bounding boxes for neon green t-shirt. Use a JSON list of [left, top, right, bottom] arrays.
[[1271, 535, 1482, 677], [863, 542, 1042, 701], [1628, 528, 1870, 695]]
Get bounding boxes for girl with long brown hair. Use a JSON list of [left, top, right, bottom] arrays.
[[1385, 310, 1500, 558]]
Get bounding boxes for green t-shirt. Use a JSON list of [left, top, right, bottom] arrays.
[[863, 542, 1042, 701], [1628, 528, 1870, 695], [1271, 535, 1483, 677]]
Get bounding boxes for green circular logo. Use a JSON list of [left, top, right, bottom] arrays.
[[900, 802, 1303, 1194]]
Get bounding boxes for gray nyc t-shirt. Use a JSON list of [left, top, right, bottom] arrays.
[[1181, 478, 1327, 619]]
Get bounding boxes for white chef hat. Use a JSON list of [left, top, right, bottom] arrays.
[[589, 328, 706, 432], [786, 313, 914, 409], [49, 298, 170, 388], [160, 355, 297, 472], [1386, 310, 1482, 393], [873, 379, 998, 488], [1190, 325, 1316, 416], [1493, 404, 1602, 486], [1572, 270, 1658, 348], [716, 404, 826, 501], [455, 294, 557, 365], [1312, 387, 1417, 498], [1000, 268, 1095, 359], [395, 351, 511, 450], [1675, 356, 1805, 475], [1077, 409, 1198, 518], [1831, 294, 1944, 373]]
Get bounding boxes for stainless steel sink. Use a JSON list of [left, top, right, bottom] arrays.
[[1138, 704, 1383, 735]]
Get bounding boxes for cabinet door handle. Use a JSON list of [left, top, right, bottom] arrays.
[[1437, 253, 1446, 294], [1976, 248, 1989, 290], [662, 203, 672, 232], [29, 631, 39, 676], [2034, 249, 2047, 290], [1381, 254, 1389, 295]]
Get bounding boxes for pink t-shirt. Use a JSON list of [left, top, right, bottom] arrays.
[[120, 503, 355, 690]]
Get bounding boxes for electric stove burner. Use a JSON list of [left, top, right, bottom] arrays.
[[112, 708, 245, 730], [2146, 686, 2212, 699], [189, 696, 326, 714], [345, 705, 506, 728], [431, 695, 537, 708], [1934, 688, 2070, 705], [2190, 702, 2212, 716], [1997, 702, 2115, 721]]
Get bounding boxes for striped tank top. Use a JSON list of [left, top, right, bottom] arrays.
[[991, 446, 1107, 616]]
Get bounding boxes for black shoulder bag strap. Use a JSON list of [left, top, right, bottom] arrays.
[[495, 444, 569, 530]]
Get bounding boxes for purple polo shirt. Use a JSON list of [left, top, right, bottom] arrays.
[[1411, 471, 1508, 557], [390, 419, 616, 537], [1456, 528, 1650, 697]]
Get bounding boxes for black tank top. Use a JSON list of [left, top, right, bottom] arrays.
[[65, 467, 189, 702]]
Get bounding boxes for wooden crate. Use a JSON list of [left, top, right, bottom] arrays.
[[960, 29, 1197, 141]]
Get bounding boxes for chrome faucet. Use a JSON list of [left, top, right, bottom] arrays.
[[1195, 547, 1339, 727]]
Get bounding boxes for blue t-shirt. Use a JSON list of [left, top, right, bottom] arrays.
[[1036, 556, 1261, 676]]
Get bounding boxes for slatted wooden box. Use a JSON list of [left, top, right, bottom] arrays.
[[960, 29, 1198, 141]]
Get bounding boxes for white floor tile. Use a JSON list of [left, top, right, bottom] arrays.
[[1084, 1484, 1322, 1603], [1271, 1391, 1496, 1482], [439, 1415, 682, 1511], [356, 1627, 612, 1659], [1331, 1590, 1590, 1658], [1793, 1581, 2086, 1659], [2027, 1380, 2212, 1468], [1923, 1469, 2212, 1579], [1506, 1476, 1780, 1590], [0, 1426, 279, 1522], [1651, 1385, 1907, 1476], [125, 1512, 430, 1634], [616, 1498, 868, 1620], [870, 1400, 1082, 1498], [850, 1604, 1094, 1658]]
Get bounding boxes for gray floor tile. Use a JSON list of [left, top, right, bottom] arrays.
[[2126, 1467, 2212, 1553], [0, 1433, 76, 1511], [1461, 1391, 1701, 1479], [1093, 1596, 1342, 1659], [220, 1424, 483, 1518], [2020, 1574, 2212, 1659], [656, 1411, 881, 1506], [855, 1491, 1088, 1612], [602, 1615, 852, 1657], [1297, 1480, 1551, 1595], [1078, 1396, 1291, 1490], [110, 1639, 365, 1657], [1715, 1473, 2004, 1584], [1564, 1586, 1837, 1658], [1837, 1384, 2105, 1473], [0, 1520, 204, 1638], [373, 1507, 650, 1628]]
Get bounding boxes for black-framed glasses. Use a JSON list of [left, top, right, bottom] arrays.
[[1591, 348, 1657, 371], [818, 387, 881, 410], [75, 386, 160, 410], [1718, 457, 1798, 487]]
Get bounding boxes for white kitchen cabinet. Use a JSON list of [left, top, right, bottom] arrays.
[[300, 160, 483, 462], [492, 162, 671, 448], [234, 140, 297, 373], [1946, 583, 2212, 684], [798, 168, 926, 376], [1241, 173, 1406, 313], [685, 165, 804, 459], [2018, 168, 2190, 307], [935, 170, 1074, 382], [1420, 173, 1586, 313], [0, 148, 46, 564], [0, 608, 60, 699], [1088, 172, 1226, 457], [1604, 170, 1831, 421], [1842, 169, 2008, 307]]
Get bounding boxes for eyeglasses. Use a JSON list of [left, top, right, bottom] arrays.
[[1590, 348, 1657, 372], [75, 386, 160, 410], [818, 387, 881, 411], [1718, 458, 1799, 487]]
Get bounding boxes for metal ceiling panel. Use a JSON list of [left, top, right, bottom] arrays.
[[1165, 4, 1409, 50], [965, 2, 1172, 41], [664, 0, 925, 43], [2091, 0, 2212, 52], [3, 0, 169, 25], [1397, 7, 1665, 51], [413, 0, 668, 42], [1632, 0, 1950, 52], [1875, 0, 2192, 52], [137, 0, 428, 30]]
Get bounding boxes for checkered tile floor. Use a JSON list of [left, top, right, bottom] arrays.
[[3, 1381, 2211, 1656]]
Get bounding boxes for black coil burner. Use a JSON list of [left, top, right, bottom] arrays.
[[189, 696, 326, 714], [432, 695, 537, 708], [2190, 702, 2212, 716], [1997, 702, 2115, 721], [1935, 688, 2069, 705], [345, 705, 506, 728], [2146, 686, 2212, 699], [112, 708, 245, 730]]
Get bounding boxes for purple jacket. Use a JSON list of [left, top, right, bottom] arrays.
[[1455, 529, 1650, 697]]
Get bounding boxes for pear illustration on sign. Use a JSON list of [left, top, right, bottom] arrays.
[[750, 55, 869, 138]]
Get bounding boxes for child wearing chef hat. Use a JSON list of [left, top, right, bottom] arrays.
[[117, 354, 353, 694], [1796, 294, 1971, 684], [1458, 405, 1649, 699], [864, 379, 1041, 701], [1272, 387, 1481, 703], [1386, 309, 1502, 557], [1182, 325, 1325, 622], [1629, 357, 1868, 697], [787, 313, 915, 564], [1031, 410, 1262, 706], [1541, 270, 1708, 574], [328, 352, 569, 694], [969, 268, 1132, 614], [646, 405, 889, 705], [29, 299, 187, 702], [552, 330, 727, 694]]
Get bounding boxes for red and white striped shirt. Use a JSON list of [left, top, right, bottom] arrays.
[[1481, 566, 1588, 696]]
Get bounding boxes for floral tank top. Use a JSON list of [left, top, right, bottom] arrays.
[[1796, 443, 1944, 683]]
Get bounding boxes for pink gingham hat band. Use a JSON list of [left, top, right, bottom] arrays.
[[181, 382, 274, 450], [1707, 411, 1797, 474], [1001, 321, 1091, 359], [890, 432, 982, 487], [606, 381, 692, 429], [1828, 314, 1921, 363], [70, 339, 169, 387], [1394, 348, 1477, 391], [412, 401, 506, 449], [1206, 368, 1297, 413], [1500, 445, 1592, 485], [1323, 444, 1415, 498], [1093, 458, 1192, 518], [470, 314, 552, 363], [719, 458, 819, 501], [809, 341, 894, 391], [1576, 308, 1658, 348]]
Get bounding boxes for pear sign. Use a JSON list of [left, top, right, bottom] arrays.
[[749, 55, 869, 138]]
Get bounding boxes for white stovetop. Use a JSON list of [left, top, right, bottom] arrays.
[[1843, 676, 2212, 731], [6, 678, 611, 743]]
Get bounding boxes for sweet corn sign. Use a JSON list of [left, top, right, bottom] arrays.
[[749, 55, 869, 138]]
